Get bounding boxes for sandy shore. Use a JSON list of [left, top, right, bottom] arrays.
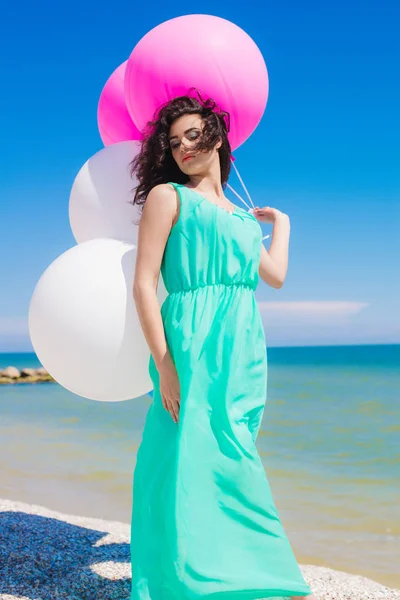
[[0, 497, 399, 600]]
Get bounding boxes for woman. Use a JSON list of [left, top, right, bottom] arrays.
[[130, 91, 317, 600]]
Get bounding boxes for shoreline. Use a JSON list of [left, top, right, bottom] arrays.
[[1, 497, 399, 600]]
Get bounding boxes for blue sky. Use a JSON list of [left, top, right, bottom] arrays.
[[1, 1, 399, 351]]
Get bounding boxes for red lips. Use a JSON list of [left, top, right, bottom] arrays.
[[182, 154, 195, 162]]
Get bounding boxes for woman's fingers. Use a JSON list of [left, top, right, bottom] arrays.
[[169, 401, 178, 423], [162, 394, 180, 423], [171, 397, 180, 423]]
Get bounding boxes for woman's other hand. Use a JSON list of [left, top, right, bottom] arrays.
[[158, 352, 181, 423]]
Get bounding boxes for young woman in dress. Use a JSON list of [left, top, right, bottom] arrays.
[[129, 91, 317, 600]]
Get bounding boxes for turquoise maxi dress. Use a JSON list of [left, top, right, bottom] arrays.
[[130, 182, 312, 600]]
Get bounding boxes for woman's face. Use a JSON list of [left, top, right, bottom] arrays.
[[168, 113, 221, 174]]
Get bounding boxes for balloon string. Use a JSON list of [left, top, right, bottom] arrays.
[[229, 157, 270, 240], [225, 183, 252, 210], [230, 159, 256, 209]]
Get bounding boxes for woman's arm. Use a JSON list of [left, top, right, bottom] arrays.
[[257, 213, 291, 289], [132, 183, 178, 370]]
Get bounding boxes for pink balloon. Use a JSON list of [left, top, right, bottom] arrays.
[[124, 15, 269, 151], [97, 61, 142, 146]]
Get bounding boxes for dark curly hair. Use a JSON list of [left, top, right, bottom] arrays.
[[129, 88, 232, 213]]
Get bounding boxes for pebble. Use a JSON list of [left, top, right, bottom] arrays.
[[1, 497, 398, 600]]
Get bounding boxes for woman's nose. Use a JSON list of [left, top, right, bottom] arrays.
[[180, 141, 190, 152]]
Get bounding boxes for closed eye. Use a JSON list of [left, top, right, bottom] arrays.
[[170, 130, 201, 150]]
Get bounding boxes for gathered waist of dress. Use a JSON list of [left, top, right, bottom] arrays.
[[166, 281, 257, 297]]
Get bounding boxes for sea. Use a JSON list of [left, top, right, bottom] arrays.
[[1, 344, 399, 588]]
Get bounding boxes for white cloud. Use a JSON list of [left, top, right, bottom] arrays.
[[256, 300, 400, 345], [257, 301, 369, 319]]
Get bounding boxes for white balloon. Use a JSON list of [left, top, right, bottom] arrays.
[[28, 238, 167, 401], [69, 140, 142, 245]]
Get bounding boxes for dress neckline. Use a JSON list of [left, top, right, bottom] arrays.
[[180, 184, 238, 216]]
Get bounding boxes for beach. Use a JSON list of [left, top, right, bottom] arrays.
[[1, 496, 399, 600], [1, 345, 399, 595]]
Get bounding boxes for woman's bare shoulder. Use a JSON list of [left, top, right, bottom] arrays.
[[146, 183, 176, 202], [144, 183, 178, 221]]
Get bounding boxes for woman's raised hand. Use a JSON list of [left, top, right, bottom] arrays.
[[253, 206, 288, 224]]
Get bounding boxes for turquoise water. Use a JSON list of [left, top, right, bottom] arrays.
[[1, 345, 399, 587]]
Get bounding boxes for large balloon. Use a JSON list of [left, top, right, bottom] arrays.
[[69, 140, 142, 245], [29, 238, 167, 401], [97, 61, 142, 146], [124, 14, 268, 151]]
